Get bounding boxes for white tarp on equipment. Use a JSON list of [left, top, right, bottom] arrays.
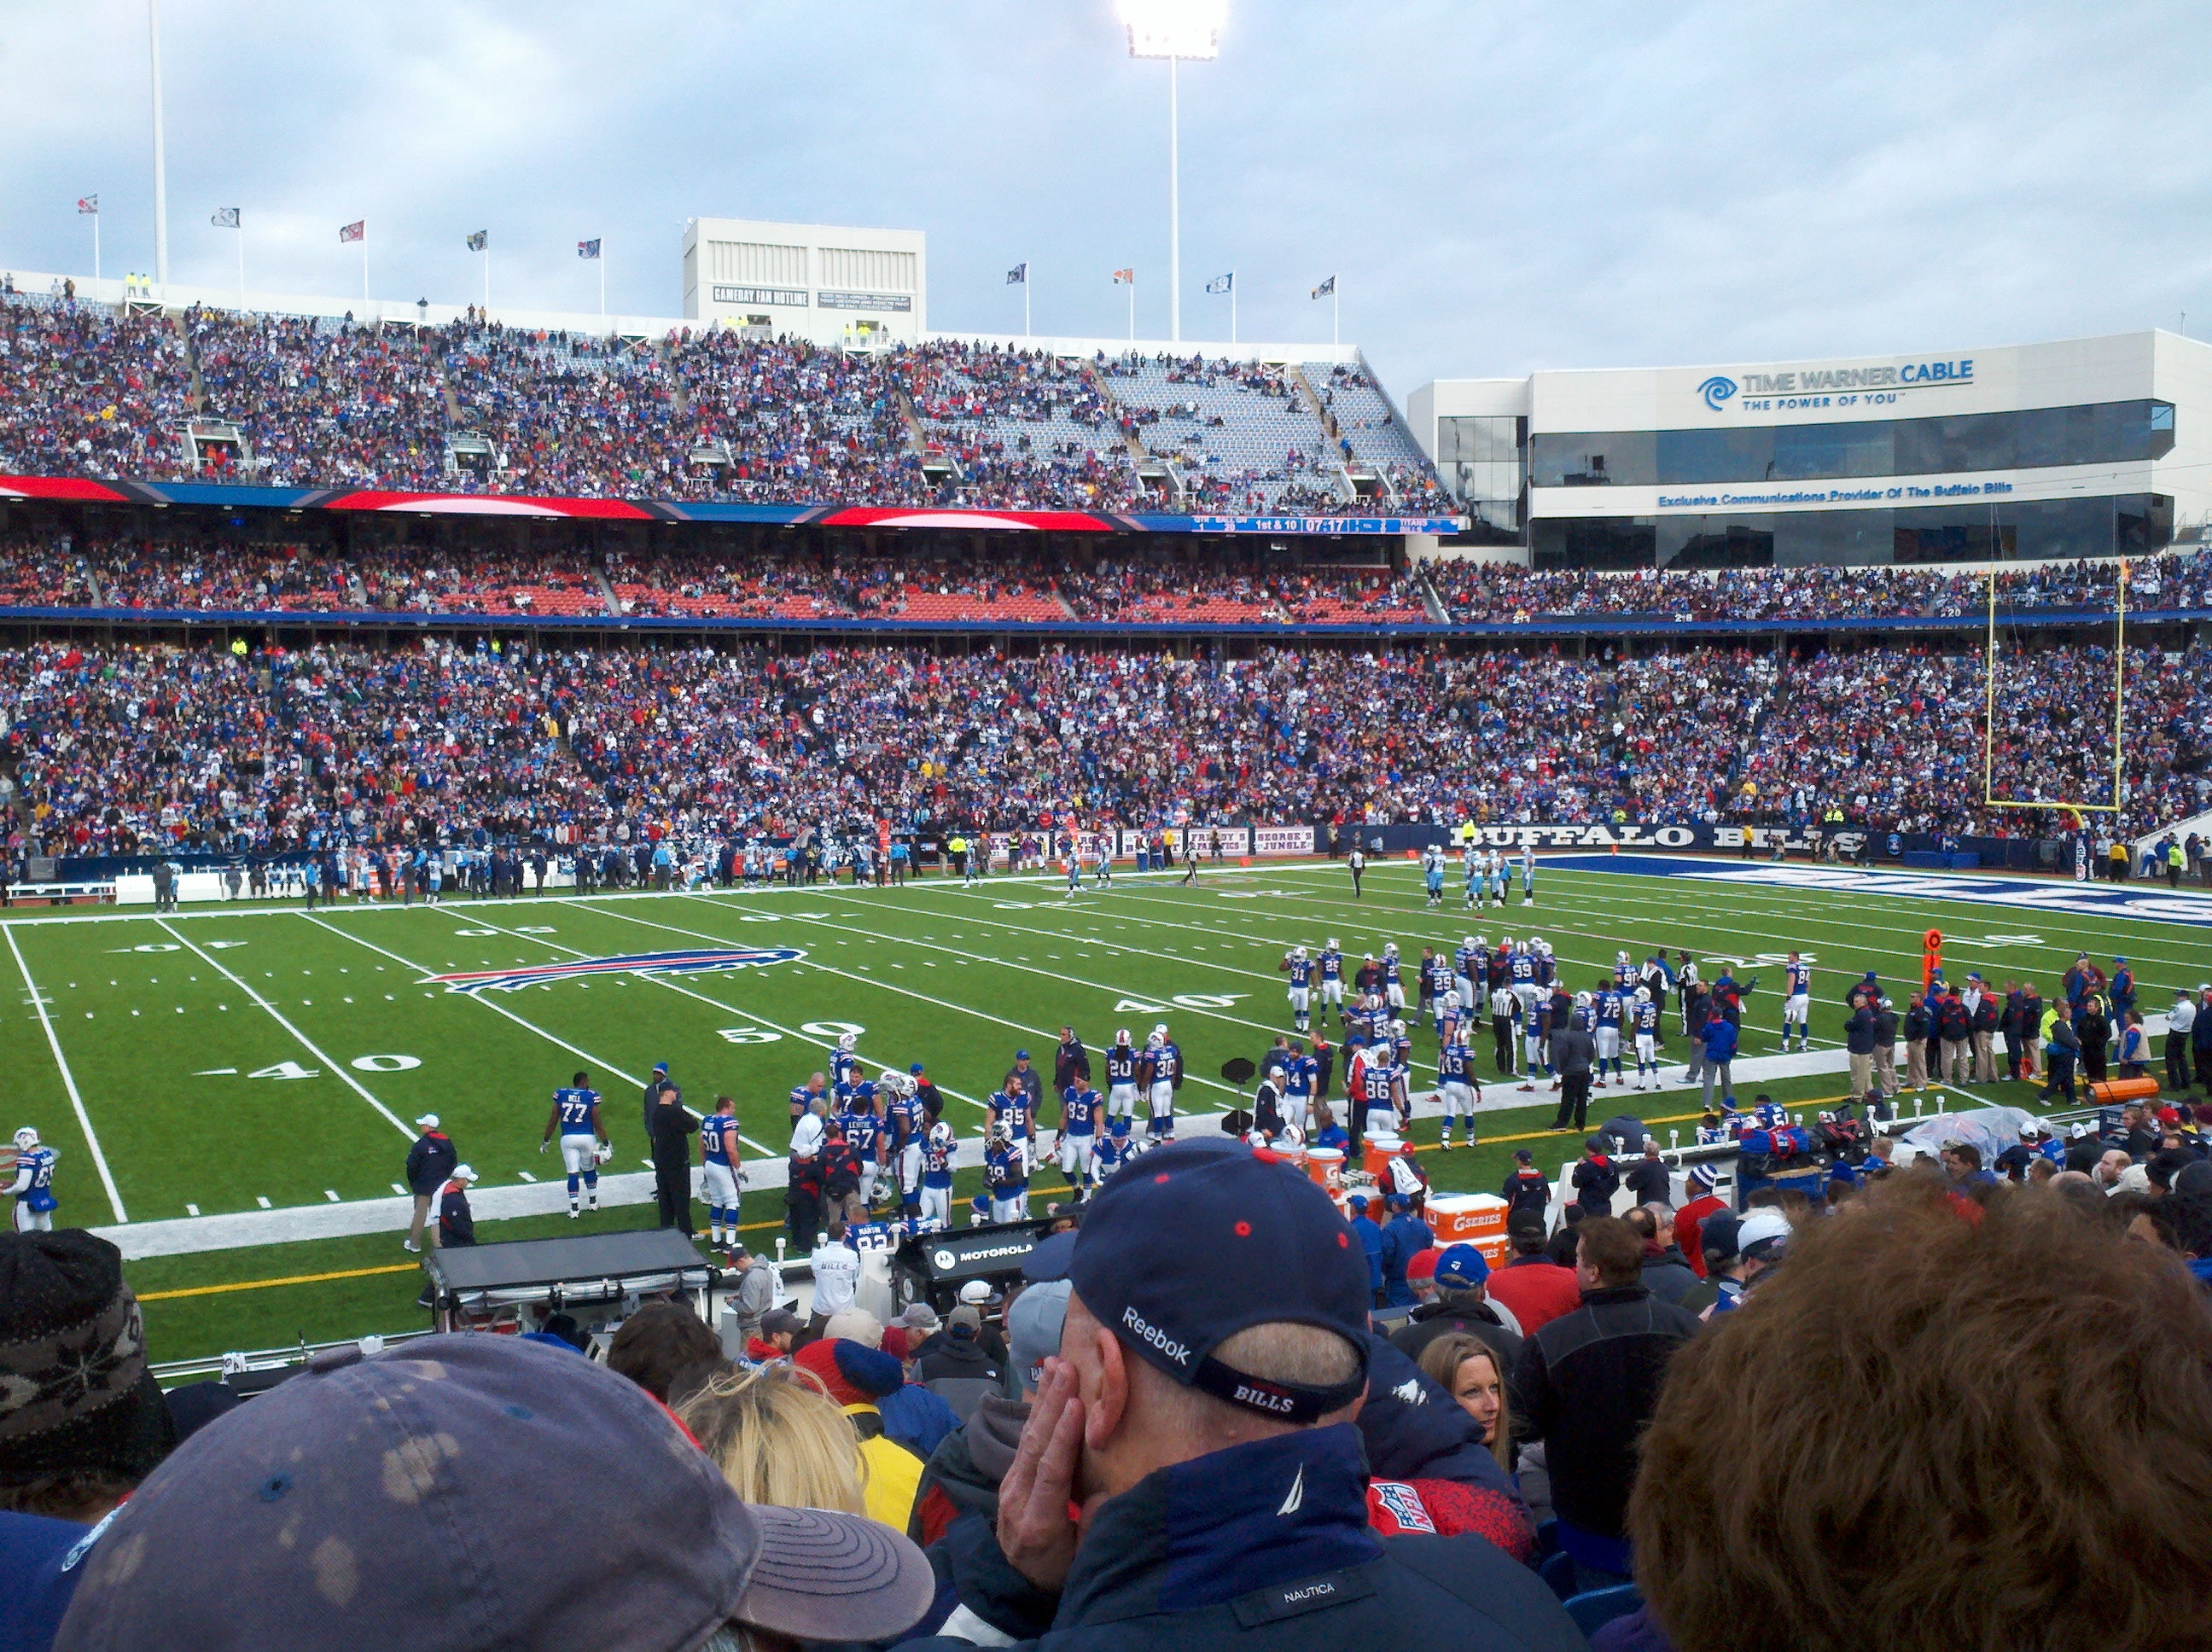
[[1895, 1106, 2040, 1167]]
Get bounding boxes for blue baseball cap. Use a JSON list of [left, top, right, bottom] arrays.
[[1433, 1244, 1490, 1288], [910, 1062, 926, 1074], [1016, 1050, 1030, 1061], [1347, 1192, 1371, 1211], [652, 1062, 668, 1074], [1068, 1140, 1371, 1422]]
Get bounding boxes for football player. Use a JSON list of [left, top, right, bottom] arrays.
[[919, 1114, 958, 1226], [1381, 942, 1406, 1013], [698, 1094, 743, 1245], [1435, 1032, 1481, 1149], [1594, 982, 1625, 1087], [1318, 939, 1345, 1023], [830, 1032, 860, 1091], [987, 1076, 1035, 1155], [1423, 845, 1446, 908], [1104, 1027, 1141, 1121], [7, 1127, 57, 1232], [1461, 845, 1481, 910], [839, 1079, 887, 1211], [1282, 945, 1313, 1032], [1454, 935, 1483, 1017], [1057, 1075, 1101, 1185], [1142, 1024, 1180, 1143], [1782, 951, 1813, 1052], [1631, 985, 1663, 1089], [540, 1070, 608, 1219], [1519, 845, 1537, 906], [885, 1069, 927, 1218], [984, 1126, 1028, 1223]]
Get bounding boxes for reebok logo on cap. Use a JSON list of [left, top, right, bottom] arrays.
[[1122, 1306, 1191, 1367]]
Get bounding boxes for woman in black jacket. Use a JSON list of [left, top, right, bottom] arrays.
[[2077, 995, 2111, 1085]]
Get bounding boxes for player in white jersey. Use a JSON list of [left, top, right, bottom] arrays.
[[1781, 951, 1813, 1051], [1519, 846, 1537, 906], [1461, 846, 1481, 910], [1092, 837, 1114, 889], [1489, 852, 1510, 907]]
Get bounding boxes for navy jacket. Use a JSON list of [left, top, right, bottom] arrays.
[[906, 1425, 1582, 1652], [405, 1131, 457, 1197]]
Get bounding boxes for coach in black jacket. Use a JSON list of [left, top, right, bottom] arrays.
[[1516, 1214, 1699, 1568]]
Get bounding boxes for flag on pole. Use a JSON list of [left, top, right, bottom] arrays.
[[211, 207, 240, 229], [77, 195, 99, 215], [1206, 272, 1233, 294], [1112, 268, 1134, 284], [1311, 275, 1336, 299], [1006, 263, 1027, 284], [465, 230, 487, 252], [339, 220, 364, 243], [577, 239, 601, 259]]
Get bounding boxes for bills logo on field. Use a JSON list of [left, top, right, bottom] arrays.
[[425, 946, 803, 993]]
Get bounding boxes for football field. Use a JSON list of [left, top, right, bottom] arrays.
[[4, 853, 2206, 1362]]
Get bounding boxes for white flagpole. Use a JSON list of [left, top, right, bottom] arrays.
[[362, 230, 370, 305], [599, 247, 606, 323], [92, 214, 101, 284], [1128, 277, 1134, 343], [1332, 284, 1339, 347], [1231, 276, 1237, 346], [148, 0, 168, 293], [1024, 276, 1031, 340], [236, 222, 244, 303], [482, 247, 490, 311]]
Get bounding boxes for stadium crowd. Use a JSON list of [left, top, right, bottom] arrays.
[[1429, 547, 2212, 624], [0, 291, 1450, 515], [0, 635, 2203, 859]]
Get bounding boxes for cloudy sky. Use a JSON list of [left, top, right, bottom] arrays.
[[3, 2, 2208, 399]]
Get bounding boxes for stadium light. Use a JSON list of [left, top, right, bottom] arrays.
[[1120, 0, 1225, 344]]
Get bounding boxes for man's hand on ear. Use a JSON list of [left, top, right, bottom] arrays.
[[997, 1357, 1086, 1594]]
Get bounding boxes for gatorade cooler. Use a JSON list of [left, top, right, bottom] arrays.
[[1425, 1193, 1509, 1244], [1362, 1132, 1404, 1178], [1270, 1139, 1307, 1173], [1307, 1146, 1345, 1195], [1475, 1234, 1511, 1267]]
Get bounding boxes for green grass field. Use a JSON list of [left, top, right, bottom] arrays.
[[3, 853, 2204, 1363]]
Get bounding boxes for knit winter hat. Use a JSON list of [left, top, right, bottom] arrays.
[[0, 1230, 176, 1485], [793, 1337, 902, 1408]]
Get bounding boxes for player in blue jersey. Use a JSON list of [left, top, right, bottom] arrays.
[[697, 1095, 743, 1245], [1318, 939, 1345, 1024], [1631, 986, 1663, 1090], [839, 1083, 887, 1210], [1594, 985, 1626, 1085], [829, 1032, 860, 1091], [1142, 1025, 1180, 1141], [1091, 1115, 1132, 1191], [1435, 1032, 1481, 1149], [540, 1072, 609, 1219], [984, 1126, 1029, 1223], [920, 1117, 958, 1226], [1517, 993, 1553, 1092], [1359, 1046, 1407, 1137], [1057, 1079, 1101, 1187], [1508, 939, 1540, 1021], [1614, 950, 1638, 992], [1782, 951, 1813, 1052], [1284, 1041, 1318, 1131], [1454, 935, 1483, 1015], [884, 1069, 926, 1216], [1103, 1027, 1142, 1124], [789, 1072, 826, 1129], [8, 1126, 58, 1232], [1381, 943, 1406, 1013], [1281, 945, 1314, 1032], [987, 1081, 1035, 1153]]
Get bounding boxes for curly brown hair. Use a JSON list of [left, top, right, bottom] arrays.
[[1628, 1178, 2212, 1652]]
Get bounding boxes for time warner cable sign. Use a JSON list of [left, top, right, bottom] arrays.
[[1697, 358, 1975, 415]]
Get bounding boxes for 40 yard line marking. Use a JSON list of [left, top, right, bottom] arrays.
[[153, 917, 414, 1141], [6, 926, 126, 1222]]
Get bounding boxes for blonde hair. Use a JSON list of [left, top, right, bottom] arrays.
[[675, 1364, 869, 1515], [1418, 1334, 1511, 1470]]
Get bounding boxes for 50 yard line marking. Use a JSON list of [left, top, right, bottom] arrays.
[[6, 927, 126, 1222], [153, 917, 414, 1141]]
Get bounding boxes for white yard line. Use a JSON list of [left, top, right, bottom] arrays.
[[6, 926, 127, 1223], [153, 916, 413, 1140]]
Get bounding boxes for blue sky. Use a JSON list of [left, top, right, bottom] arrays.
[[3, 2, 2208, 399]]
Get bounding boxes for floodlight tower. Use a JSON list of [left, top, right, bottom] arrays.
[[1119, 0, 1224, 345]]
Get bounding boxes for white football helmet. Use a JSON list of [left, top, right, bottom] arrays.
[[1475, 935, 1488, 948], [1540, 941, 1554, 957], [1292, 945, 1308, 962], [1147, 1028, 1166, 1050], [1388, 1019, 1406, 1039], [1617, 950, 1630, 965], [1575, 991, 1593, 1009], [12, 1126, 36, 1152], [1384, 943, 1399, 959], [591, 1142, 613, 1166], [1444, 992, 1462, 1011], [1463, 936, 1477, 949], [1326, 937, 1340, 951], [928, 1120, 955, 1150], [1115, 1027, 1132, 1046], [879, 1069, 899, 1089], [837, 1032, 856, 1052], [1634, 986, 1651, 1003]]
